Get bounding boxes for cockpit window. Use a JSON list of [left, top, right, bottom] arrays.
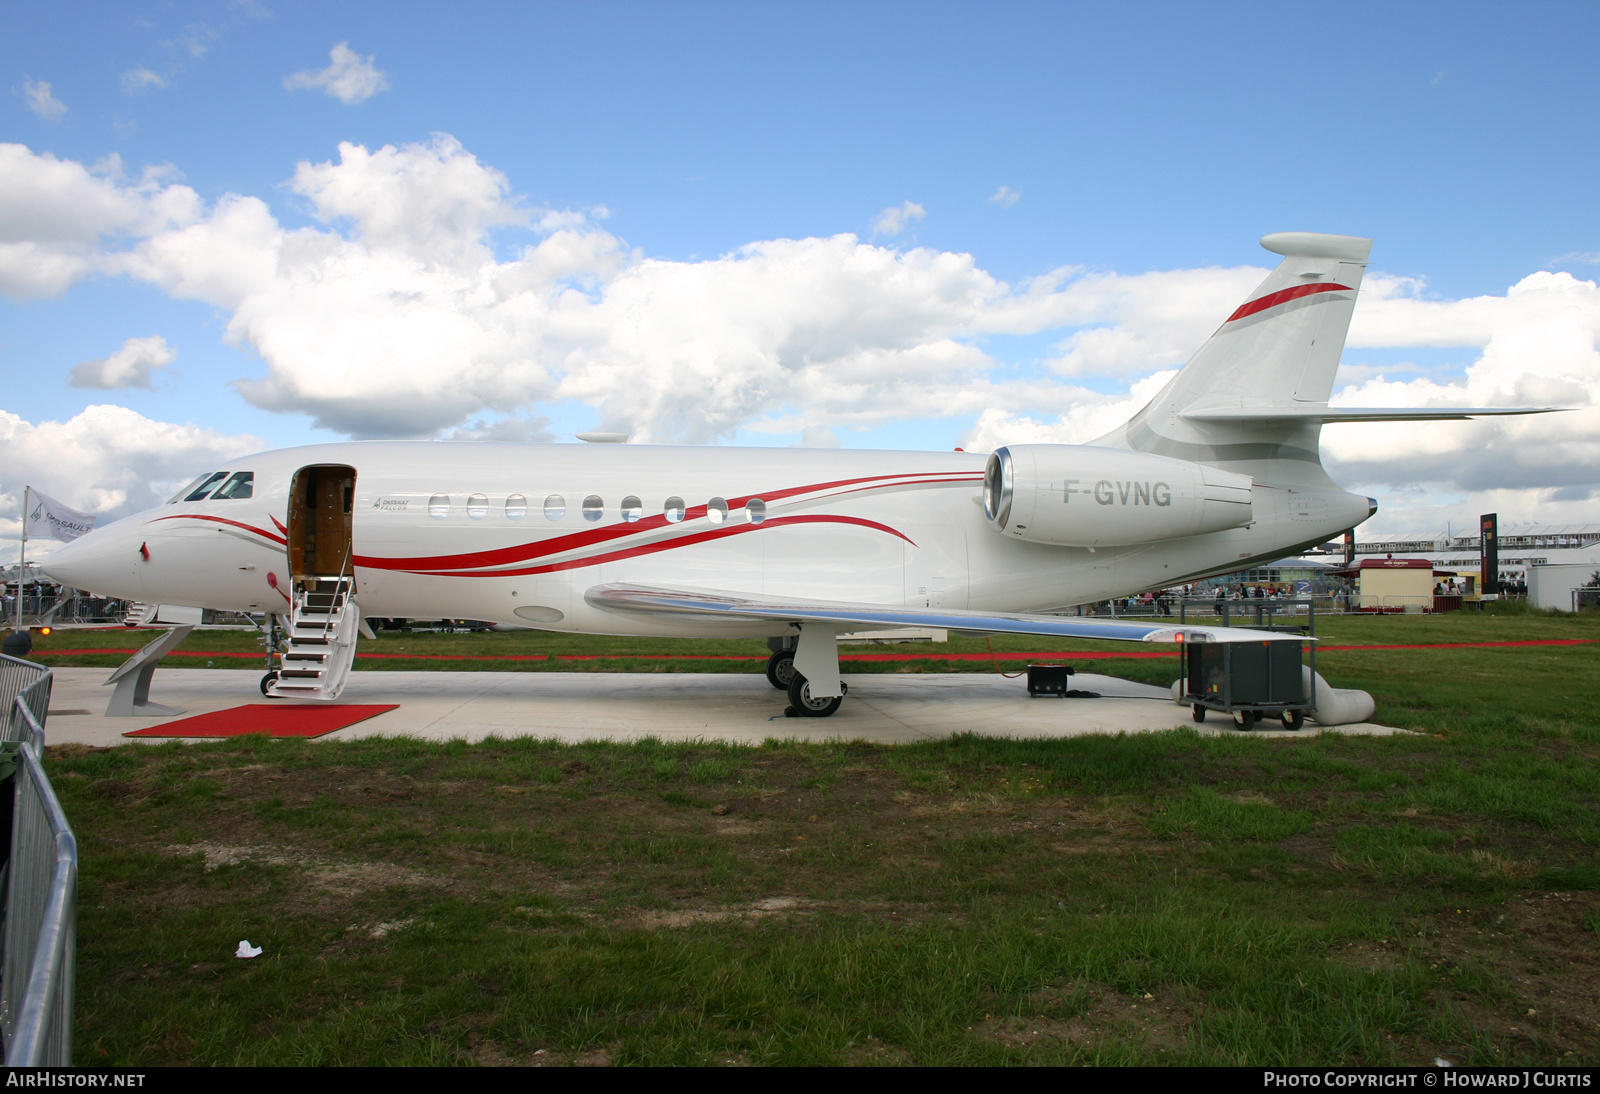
[[168, 473, 215, 504], [211, 472, 254, 500], [182, 472, 228, 502]]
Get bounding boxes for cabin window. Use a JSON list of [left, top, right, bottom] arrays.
[[211, 472, 255, 500], [583, 495, 604, 522], [621, 496, 643, 523], [183, 472, 228, 502], [506, 494, 527, 520], [664, 496, 686, 523], [707, 498, 729, 525], [429, 493, 449, 519], [169, 473, 217, 504], [467, 493, 489, 519], [746, 498, 767, 524], [544, 494, 565, 521]]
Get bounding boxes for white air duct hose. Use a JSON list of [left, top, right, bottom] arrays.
[[1170, 667, 1375, 726]]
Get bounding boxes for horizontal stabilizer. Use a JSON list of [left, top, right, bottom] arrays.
[[1180, 406, 1564, 424], [586, 583, 1307, 644]]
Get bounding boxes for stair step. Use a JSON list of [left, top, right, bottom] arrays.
[[270, 580, 357, 699]]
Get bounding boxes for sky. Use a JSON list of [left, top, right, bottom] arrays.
[[3, 0, 1600, 556]]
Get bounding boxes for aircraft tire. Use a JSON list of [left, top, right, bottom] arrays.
[[260, 671, 280, 697], [765, 650, 797, 691], [787, 674, 844, 718]]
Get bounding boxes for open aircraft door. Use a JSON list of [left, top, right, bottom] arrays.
[[286, 464, 357, 591]]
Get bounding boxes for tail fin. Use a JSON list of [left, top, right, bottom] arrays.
[[1097, 232, 1371, 483]]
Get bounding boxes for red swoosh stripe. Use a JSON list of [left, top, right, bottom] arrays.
[[396, 515, 915, 578], [356, 470, 975, 573], [1227, 282, 1352, 323], [149, 514, 286, 544]]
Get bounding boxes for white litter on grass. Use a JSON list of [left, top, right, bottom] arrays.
[[235, 941, 263, 959]]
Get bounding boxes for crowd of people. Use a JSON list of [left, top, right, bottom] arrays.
[[1102, 583, 1315, 617]]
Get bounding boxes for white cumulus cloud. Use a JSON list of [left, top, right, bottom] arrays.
[[988, 185, 1020, 208], [284, 42, 389, 105], [1323, 270, 1600, 510], [21, 79, 67, 122], [0, 144, 201, 299], [68, 335, 177, 389], [870, 200, 925, 237], [121, 68, 167, 92], [0, 406, 265, 556]]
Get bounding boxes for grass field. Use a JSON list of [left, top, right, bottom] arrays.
[[39, 605, 1600, 1065]]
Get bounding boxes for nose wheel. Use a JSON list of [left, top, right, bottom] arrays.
[[260, 670, 281, 697]]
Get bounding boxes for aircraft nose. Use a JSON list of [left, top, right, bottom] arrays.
[[38, 524, 144, 600]]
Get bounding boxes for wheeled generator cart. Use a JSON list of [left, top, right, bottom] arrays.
[[1177, 598, 1317, 731], [1184, 640, 1311, 730]]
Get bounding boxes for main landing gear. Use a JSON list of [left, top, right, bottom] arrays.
[[765, 648, 797, 691], [788, 676, 847, 718], [770, 628, 846, 718]]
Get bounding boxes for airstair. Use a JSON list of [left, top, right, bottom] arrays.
[[123, 602, 155, 626], [265, 575, 360, 701]]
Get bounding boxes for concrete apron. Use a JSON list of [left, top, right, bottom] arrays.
[[39, 667, 1409, 747]]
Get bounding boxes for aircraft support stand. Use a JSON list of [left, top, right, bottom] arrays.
[[103, 624, 194, 717]]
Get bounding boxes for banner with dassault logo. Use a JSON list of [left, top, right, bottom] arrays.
[[25, 488, 96, 542]]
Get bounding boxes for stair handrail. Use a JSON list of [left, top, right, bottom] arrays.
[[319, 542, 356, 641]]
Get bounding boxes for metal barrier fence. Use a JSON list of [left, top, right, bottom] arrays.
[[1091, 594, 1349, 619], [1176, 596, 1320, 633], [3, 593, 128, 627], [0, 653, 75, 1067], [0, 655, 48, 741]]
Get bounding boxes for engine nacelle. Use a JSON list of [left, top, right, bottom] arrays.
[[982, 444, 1253, 547]]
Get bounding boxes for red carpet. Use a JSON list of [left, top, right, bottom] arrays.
[[122, 704, 399, 739]]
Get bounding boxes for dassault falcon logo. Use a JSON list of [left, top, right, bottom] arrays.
[[1062, 480, 1174, 507], [371, 498, 409, 511]]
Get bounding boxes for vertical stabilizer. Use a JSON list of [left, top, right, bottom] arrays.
[[1097, 232, 1371, 484]]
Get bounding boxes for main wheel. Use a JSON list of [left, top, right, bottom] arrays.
[[787, 674, 845, 717], [1232, 709, 1257, 731], [260, 671, 281, 697], [1192, 704, 1206, 723], [1281, 709, 1305, 731], [765, 649, 797, 691]]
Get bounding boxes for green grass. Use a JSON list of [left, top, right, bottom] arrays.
[[45, 609, 1600, 1065]]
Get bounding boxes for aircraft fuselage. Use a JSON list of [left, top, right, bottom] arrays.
[[44, 440, 1371, 636]]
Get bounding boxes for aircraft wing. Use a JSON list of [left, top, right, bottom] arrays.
[[1180, 405, 1563, 423], [584, 583, 1306, 644]]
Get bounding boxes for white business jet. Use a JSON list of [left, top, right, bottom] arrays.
[[41, 233, 1553, 716]]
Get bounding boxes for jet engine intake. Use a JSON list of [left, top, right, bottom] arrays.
[[983, 444, 1253, 547]]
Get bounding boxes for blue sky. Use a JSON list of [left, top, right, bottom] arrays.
[[4, 1, 1600, 534]]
